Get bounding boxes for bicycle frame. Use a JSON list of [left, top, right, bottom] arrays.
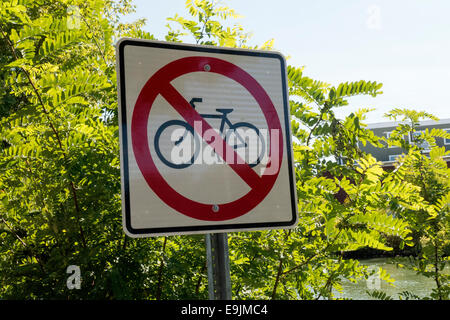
[[190, 98, 231, 135], [176, 97, 248, 148], [199, 113, 231, 134]]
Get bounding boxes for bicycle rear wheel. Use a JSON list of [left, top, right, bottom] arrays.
[[226, 122, 266, 168]]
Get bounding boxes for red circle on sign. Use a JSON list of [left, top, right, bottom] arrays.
[[131, 56, 283, 221]]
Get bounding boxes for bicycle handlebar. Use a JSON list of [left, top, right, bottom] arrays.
[[189, 97, 202, 109]]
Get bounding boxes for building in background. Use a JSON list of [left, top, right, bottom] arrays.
[[360, 119, 450, 170]]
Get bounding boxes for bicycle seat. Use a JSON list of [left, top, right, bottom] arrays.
[[216, 108, 234, 114]]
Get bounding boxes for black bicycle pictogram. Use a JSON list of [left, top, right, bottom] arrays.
[[154, 98, 266, 169]]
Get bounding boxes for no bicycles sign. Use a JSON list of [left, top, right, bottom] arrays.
[[116, 38, 298, 237]]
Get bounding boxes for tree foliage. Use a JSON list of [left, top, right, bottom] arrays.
[[0, 0, 168, 299], [380, 110, 450, 300], [0, 0, 447, 300]]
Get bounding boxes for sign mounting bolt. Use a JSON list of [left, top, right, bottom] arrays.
[[212, 204, 219, 213], [204, 64, 211, 72]]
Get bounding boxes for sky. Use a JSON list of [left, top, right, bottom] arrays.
[[119, 0, 450, 124]]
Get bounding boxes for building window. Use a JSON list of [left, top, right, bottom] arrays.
[[388, 154, 401, 162], [385, 131, 396, 148], [444, 129, 450, 145], [411, 130, 431, 150]]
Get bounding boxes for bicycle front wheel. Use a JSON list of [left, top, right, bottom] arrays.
[[154, 120, 200, 169]]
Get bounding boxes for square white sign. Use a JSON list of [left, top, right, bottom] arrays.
[[116, 38, 297, 237]]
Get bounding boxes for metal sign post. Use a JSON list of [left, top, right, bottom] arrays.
[[205, 233, 231, 300], [205, 233, 215, 299]]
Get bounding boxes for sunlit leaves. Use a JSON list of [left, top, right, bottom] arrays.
[[166, 0, 269, 50], [379, 109, 450, 300], [0, 0, 134, 299]]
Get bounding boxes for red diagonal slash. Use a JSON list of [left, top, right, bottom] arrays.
[[160, 83, 262, 189]]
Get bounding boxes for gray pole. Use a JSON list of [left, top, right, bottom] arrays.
[[205, 232, 232, 300], [205, 233, 215, 300]]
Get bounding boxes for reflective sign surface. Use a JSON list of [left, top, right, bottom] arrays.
[[116, 39, 297, 237]]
